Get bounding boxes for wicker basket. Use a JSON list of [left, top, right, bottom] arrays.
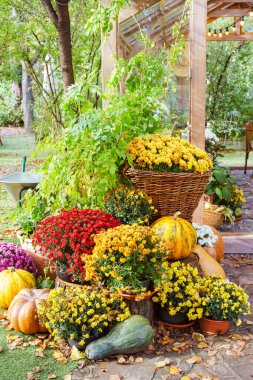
[[125, 167, 211, 222], [203, 208, 224, 229]]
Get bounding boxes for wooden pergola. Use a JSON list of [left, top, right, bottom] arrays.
[[102, 0, 253, 150]]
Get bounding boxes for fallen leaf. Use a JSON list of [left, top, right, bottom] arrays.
[[36, 351, 46, 359], [109, 375, 123, 380], [48, 375, 57, 379], [135, 357, 144, 363], [7, 333, 19, 341], [29, 339, 42, 346], [186, 356, 202, 364], [197, 342, 208, 349], [33, 367, 41, 373], [155, 358, 171, 368], [117, 356, 127, 364], [63, 375, 72, 380], [181, 376, 192, 380], [58, 357, 68, 365], [70, 346, 85, 361], [0, 346, 3, 353], [192, 332, 206, 342], [207, 349, 218, 357], [206, 357, 216, 366], [169, 365, 182, 375], [27, 373, 37, 380]]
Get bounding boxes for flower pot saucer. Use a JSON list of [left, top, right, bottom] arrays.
[[118, 289, 156, 300], [158, 319, 195, 329]]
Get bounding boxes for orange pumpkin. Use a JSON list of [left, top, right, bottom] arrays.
[[8, 288, 50, 335], [152, 212, 197, 260], [193, 245, 226, 279], [203, 227, 224, 262], [0, 268, 36, 309], [211, 227, 224, 261]]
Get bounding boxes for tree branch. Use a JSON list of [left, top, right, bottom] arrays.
[[41, 0, 59, 29]]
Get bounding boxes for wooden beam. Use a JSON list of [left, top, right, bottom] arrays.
[[190, 0, 206, 150], [119, 0, 160, 24], [208, 8, 250, 17], [213, 0, 253, 3], [207, 32, 253, 40], [121, 0, 185, 37]]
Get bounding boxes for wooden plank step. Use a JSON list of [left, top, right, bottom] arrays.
[[223, 235, 253, 254]]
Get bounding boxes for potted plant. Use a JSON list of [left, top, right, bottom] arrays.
[[199, 276, 250, 334], [192, 223, 224, 262], [125, 134, 212, 221], [205, 165, 245, 221], [83, 224, 170, 299], [38, 286, 130, 350], [32, 208, 121, 284], [0, 242, 37, 276], [152, 262, 203, 325], [103, 185, 156, 225]]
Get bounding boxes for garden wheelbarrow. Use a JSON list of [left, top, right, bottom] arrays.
[[0, 157, 41, 206]]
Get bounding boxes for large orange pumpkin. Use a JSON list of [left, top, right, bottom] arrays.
[[0, 268, 36, 309], [152, 212, 197, 260], [193, 245, 226, 279], [8, 288, 50, 335]]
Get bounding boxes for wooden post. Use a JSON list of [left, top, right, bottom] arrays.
[[190, 0, 207, 223], [102, 0, 119, 107], [190, 0, 207, 149]]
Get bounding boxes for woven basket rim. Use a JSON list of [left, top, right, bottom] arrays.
[[125, 167, 211, 178]]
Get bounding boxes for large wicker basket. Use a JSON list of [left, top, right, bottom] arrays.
[[125, 167, 211, 222]]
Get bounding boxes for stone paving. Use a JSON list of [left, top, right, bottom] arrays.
[[219, 170, 253, 234], [69, 254, 253, 380]]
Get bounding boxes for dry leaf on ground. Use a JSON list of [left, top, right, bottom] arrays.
[[135, 357, 144, 363], [155, 358, 171, 368], [192, 333, 206, 342], [169, 365, 182, 375], [70, 346, 85, 361], [186, 356, 202, 364], [48, 375, 57, 379]]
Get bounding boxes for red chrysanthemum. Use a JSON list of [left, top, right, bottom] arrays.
[[33, 208, 121, 283]]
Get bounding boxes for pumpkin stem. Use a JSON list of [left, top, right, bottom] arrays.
[[172, 211, 181, 220], [8, 267, 16, 272]]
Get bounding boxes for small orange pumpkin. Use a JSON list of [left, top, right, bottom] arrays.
[[152, 212, 197, 260], [8, 288, 50, 335]]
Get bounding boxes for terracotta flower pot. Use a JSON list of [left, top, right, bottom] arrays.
[[17, 233, 56, 280], [199, 317, 229, 335]]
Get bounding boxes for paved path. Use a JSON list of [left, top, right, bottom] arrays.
[[219, 170, 253, 235], [69, 254, 253, 380]]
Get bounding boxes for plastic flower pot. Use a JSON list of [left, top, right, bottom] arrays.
[[156, 306, 188, 325], [199, 317, 229, 335], [67, 333, 102, 352]]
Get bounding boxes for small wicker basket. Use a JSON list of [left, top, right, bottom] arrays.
[[203, 205, 224, 229]]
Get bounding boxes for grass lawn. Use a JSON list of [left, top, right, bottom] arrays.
[[0, 318, 77, 380], [219, 151, 253, 167]]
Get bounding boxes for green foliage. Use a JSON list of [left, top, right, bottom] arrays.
[[13, 192, 47, 237], [103, 185, 155, 225], [207, 27, 253, 137], [21, 44, 177, 215], [206, 166, 235, 203], [0, 82, 23, 126], [206, 164, 245, 216]]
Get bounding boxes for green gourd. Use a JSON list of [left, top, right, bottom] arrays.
[[85, 315, 153, 360]]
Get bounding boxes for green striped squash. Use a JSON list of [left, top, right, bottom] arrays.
[[151, 212, 197, 260]]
